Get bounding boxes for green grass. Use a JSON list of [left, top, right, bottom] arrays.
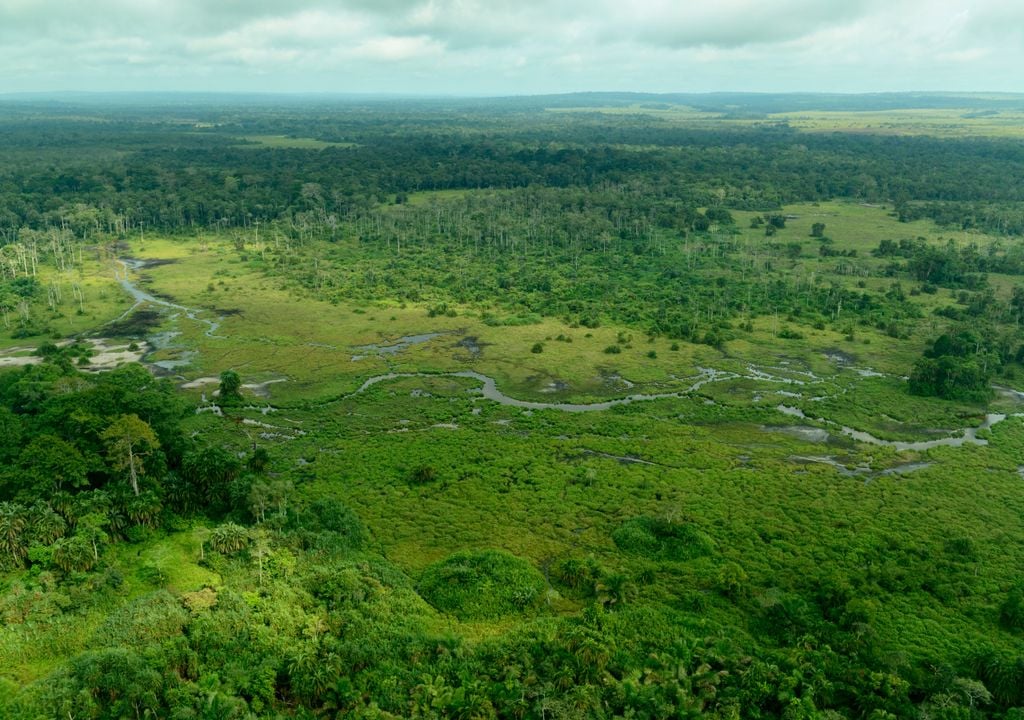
[[545, 103, 1024, 139], [770, 108, 1024, 138]]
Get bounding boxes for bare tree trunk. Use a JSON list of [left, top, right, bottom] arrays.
[[128, 445, 140, 495]]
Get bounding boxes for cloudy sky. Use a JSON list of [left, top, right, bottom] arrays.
[[0, 0, 1020, 95]]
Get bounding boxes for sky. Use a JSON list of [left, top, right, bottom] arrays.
[[0, 0, 1021, 96]]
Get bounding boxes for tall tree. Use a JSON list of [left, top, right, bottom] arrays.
[[101, 414, 160, 496]]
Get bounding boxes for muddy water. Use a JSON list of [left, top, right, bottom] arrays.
[[351, 333, 444, 361], [776, 404, 1019, 451], [342, 369, 1023, 457], [346, 368, 732, 413], [116, 259, 224, 338], [114, 257, 1024, 455]]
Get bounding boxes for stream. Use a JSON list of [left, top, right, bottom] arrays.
[[112, 258, 1023, 454], [345, 368, 737, 413], [776, 404, 1022, 451], [115, 259, 224, 338], [343, 369, 1024, 451]]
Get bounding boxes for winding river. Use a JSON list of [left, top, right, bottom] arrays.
[[343, 370, 1023, 450], [115, 259, 224, 338], [114, 258, 1023, 453], [344, 368, 738, 413], [776, 404, 1021, 451]]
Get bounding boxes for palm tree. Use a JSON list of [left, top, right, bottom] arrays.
[[27, 502, 67, 545], [0, 502, 28, 567], [52, 534, 96, 573], [209, 523, 250, 555]]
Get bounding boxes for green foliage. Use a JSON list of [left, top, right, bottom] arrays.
[[1001, 585, 1024, 633], [101, 413, 161, 496], [93, 590, 188, 648], [612, 516, 716, 561], [409, 465, 438, 485], [44, 648, 164, 720], [208, 522, 250, 555], [288, 498, 366, 552], [909, 327, 1000, 401], [175, 445, 241, 515], [219, 369, 243, 403], [417, 549, 546, 619], [17, 435, 89, 496], [50, 533, 97, 573], [0, 501, 28, 568]]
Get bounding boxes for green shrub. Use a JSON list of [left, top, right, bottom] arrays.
[[208, 522, 250, 555], [410, 465, 439, 485], [93, 590, 188, 648], [1000, 585, 1024, 632], [417, 549, 546, 619], [290, 498, 366, 551], [612, 517, 716, 561]]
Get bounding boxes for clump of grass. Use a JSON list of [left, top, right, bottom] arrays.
[[612, 517, 716, 561]]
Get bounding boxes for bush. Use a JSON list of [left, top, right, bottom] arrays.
[[531, 342, 544, 354], [289, 498, 366, 552], [1000, 585, 1024, 632], [218, 370, 242, 403], [208, 523, 250, 555], [417, 549, 546, 619], [93, 590, 188, 648], [410, 465, 438, 485], [612, 517, 716, 561]]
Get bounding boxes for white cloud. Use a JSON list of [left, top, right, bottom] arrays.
[[0, 0, 1020, 93]]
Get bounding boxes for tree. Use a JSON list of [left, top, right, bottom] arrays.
[[26, 502, 67, 545], [77, 513, 110, 562], [18, 435, 89, 496], [247, 447, 270, 473], [0, 501, 28, 567], [909, 328, 999, 401], [181, 445, 242, 512], [0, 406, 22, 463], [101, 414, 160, 496], [219, 369, 242, 403], [247, 478, 292, 524], [811, 222, 826, 238], [209, 522, 249, 555], [51, 533, 96, 573]]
